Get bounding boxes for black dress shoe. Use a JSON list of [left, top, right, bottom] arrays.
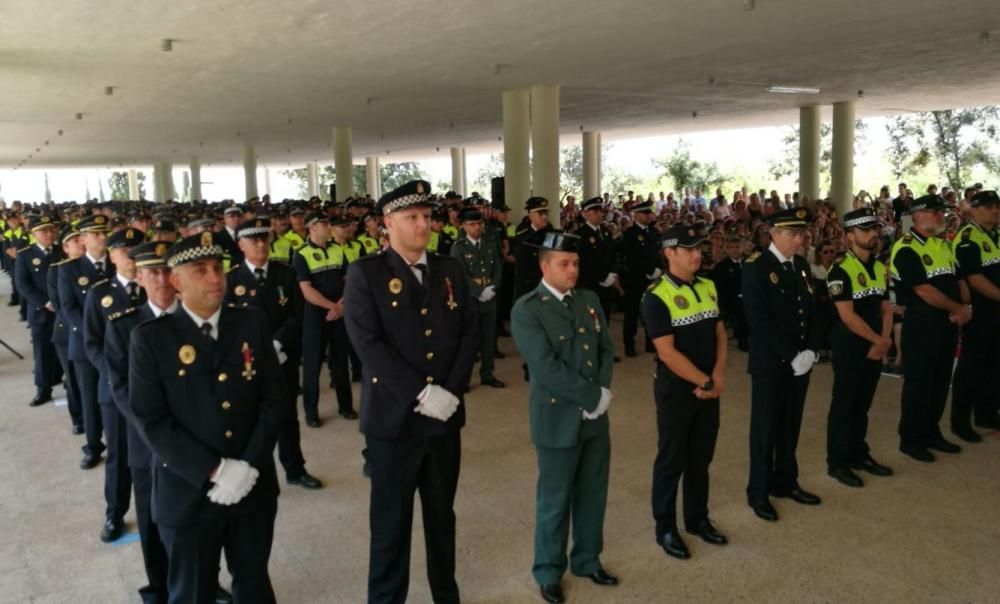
[[783, 487, 821, 505], [750, 499, 779, 522], [29, 393, 52, 407], [974, 415, 1000, 431], [80, 452, 101, 470], [952, 427, 982, 443], [339, 409, 359, 420], [624, 349, 637, 358], [351, 373, 362, 383], [482, 376, 506, 388], [305, 417, 322, 428], [852, 456, 893, 477], [928, 437, 961, 454], [687, 519, 728, 545], [288, 472, 323, 489], [539, 583, 564, 603], [900, 446, 935, 462], [215, 586, 233, 604], [585, 568, 619, 586], [657, 529, 690, 560], [494, 350, 507, 359], [100, 517, 124, 543], [828, 467, 864, 488], [72, 424, 85, 435], [613, 356, 621, 363]]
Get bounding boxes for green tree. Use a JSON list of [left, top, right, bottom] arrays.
[[380, 162, 426, 192], [559, 146, 584, 199], [653, 140, 727, 193], [471, 154, 505, 197], [107, 171, 146, 200], [884, 107, 1000, 189], [768, 120, 869, 185]]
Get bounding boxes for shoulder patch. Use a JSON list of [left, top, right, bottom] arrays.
[[746, 252, 761, 263], [108, 307, 138, 322], [90, 278, 110, 288]]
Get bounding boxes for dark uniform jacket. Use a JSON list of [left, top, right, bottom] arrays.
[[47, 260, 71, 347], [617, 223, 661, 284], [15, 244, 63, 326], [741, 248, 821, 376], [58, 256, 114, 362], [711, 256, 743, 311], [84, 276, 142, 404], [344, 248, 478, 440], [513, 224, 554, 299], [576, 222, 616, 291], [225, 261, 304, 359], [105, 303, 160, 469], [128, 307, 285, 527]]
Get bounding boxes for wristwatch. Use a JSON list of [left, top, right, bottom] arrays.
[[701, 378, 714, 391]]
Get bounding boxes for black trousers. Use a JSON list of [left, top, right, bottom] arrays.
[[747, 370, 810, 502], [29, 321, 56, 397], [301, 313, 352, 419], [158, 504, 277, 604], [100, 402, 132, 521], [722, 301, 749, 348], [366, 432, 461, 604], [595, 285, 614, 326], [621, 278, 650, 353], [54, 342, 83, 428], [827, 338, 882, 469], [652, 373, 719, 536], [133, 468, 169, 604], [951, 316, 1000, 430], [276, 359, 307, 479], [73, 359, 104, 456], [899, 312, 957, 449]]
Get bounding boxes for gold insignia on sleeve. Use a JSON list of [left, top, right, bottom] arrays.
[[769, 272, 779, 284], [828, 281, 844, 296], [78, 276, 89, 286], [200, 231, 213, 247], [388, 278, 403, 294], [234, 285, 246, 296], [101, 295, 113, 308], [178, 345, 196, 365]]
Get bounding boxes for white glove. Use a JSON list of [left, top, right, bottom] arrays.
[[791, 350, 817, 376], [208, 458, 259, 505], [478, 285, 497, 302], [599, 273, 617, 287], [583, 387, 613, 420], [273, 340, 288, 365], [645, 268, 663, 280], [415, 384, 460, 422]]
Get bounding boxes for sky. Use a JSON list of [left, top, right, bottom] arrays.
[[0, 116, 950, 204]]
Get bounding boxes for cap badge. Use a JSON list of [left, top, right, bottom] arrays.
[[200, 231, 213, 247], [388, 278, 403, 295]]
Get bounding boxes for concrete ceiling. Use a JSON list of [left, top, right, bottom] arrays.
[[2, 0, 999, 169]]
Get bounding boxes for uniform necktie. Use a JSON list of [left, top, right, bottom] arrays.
[[410, 263, 428, 285], [562, 294, 574, 310], [253, 267, 266, 288], [127, 282, 139, 303], [95, 260, 105, 277], [43, 247, 51, 257], [783, 261, 793, 272], [200, 322, 214, 340]]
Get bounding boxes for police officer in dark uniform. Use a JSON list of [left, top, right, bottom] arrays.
[[49, 228, 85, 434], [129, 232, 284, 604], [890, 195, 968, 461], [643, 225, 728, 561], [14, 214, 63, 406], [293, 212, 357, 427], [576, 197, 618, 322], [227, 218, 321, 489], [513, 197, 555, 300], [219, 206, 244, 265], [711, 236, 749, 351], [59, 214, 114, 469], [450, 208, 505, 388], [951, 190, 1000, 440], [344, 181, 478, 604], [330, 214, 365, 383], [825, 209, 894, 488], [83, 226, 146, 542], [617, 200, 661, 357], [742, 208, 822, 522]]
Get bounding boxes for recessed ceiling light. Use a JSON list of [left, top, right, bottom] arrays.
[[161, 39, 173, 52], [767, 85, 820, 94]]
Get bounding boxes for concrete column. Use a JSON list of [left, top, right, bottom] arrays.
[[128, 169, 139, 200], [830, 101, 855, 216], [450, 147, 466, 196], [189, 157, 202, 201], [153, 163, 167, 202], [264, 167, 272, 198], [306, 162, 319, 198], [366, 157, 381, 199], [582, 131, 600, 200], [163, 163, 175, 200], [798, 106, 821, 206], [530, 85, 560, 223], [502, 89, 531, 222], [333, 126, 353, 202], [243, 144, 259, 200], [461, 148, 468, 196]]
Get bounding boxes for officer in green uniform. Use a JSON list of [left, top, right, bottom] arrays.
[[890, 195, 970, 462], [950, 190, 1000, 440], [825, 208, 894, 487], [643, 225, 728, 561], [511, 231, 619, 604], [451, 208, 505, 388]]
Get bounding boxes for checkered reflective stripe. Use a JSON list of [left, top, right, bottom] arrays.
[[671, 309, 719, 327], [926, 266, 955, 278], [237, 226, 270, 238], [382, 194, 429, 215], [166, 244, 224, 267], [983, 257, 1000, 267], [852, 287, 885, 300], [844, 216, 878, 228]]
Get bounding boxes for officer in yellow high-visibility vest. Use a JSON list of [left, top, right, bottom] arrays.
[[825, 208, 894, 488], [643, 225, 728, 561], [890, 195, 971, 462], [356, 214, 381, 255], [950, 190, 1000, 440]]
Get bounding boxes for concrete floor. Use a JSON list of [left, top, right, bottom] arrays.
[[1, 277, 998, 604]]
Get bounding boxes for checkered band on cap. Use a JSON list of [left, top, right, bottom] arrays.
[[844, 216, 880, 228], [381, 193, 430, 216], [237, 226, 270, 238], [166, 232, 224, 268], [661, 238, 679, 248]]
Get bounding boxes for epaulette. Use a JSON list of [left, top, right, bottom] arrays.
[[901, 234, 912, 244], [515, 228, 530, 237], [90, 278, 110, 287], [16, 245, 32, 253], [49, 259, 69, 267], [746, 252, 761, 263], [108, 306, 138, 322], [960, 228, 972, 242]]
